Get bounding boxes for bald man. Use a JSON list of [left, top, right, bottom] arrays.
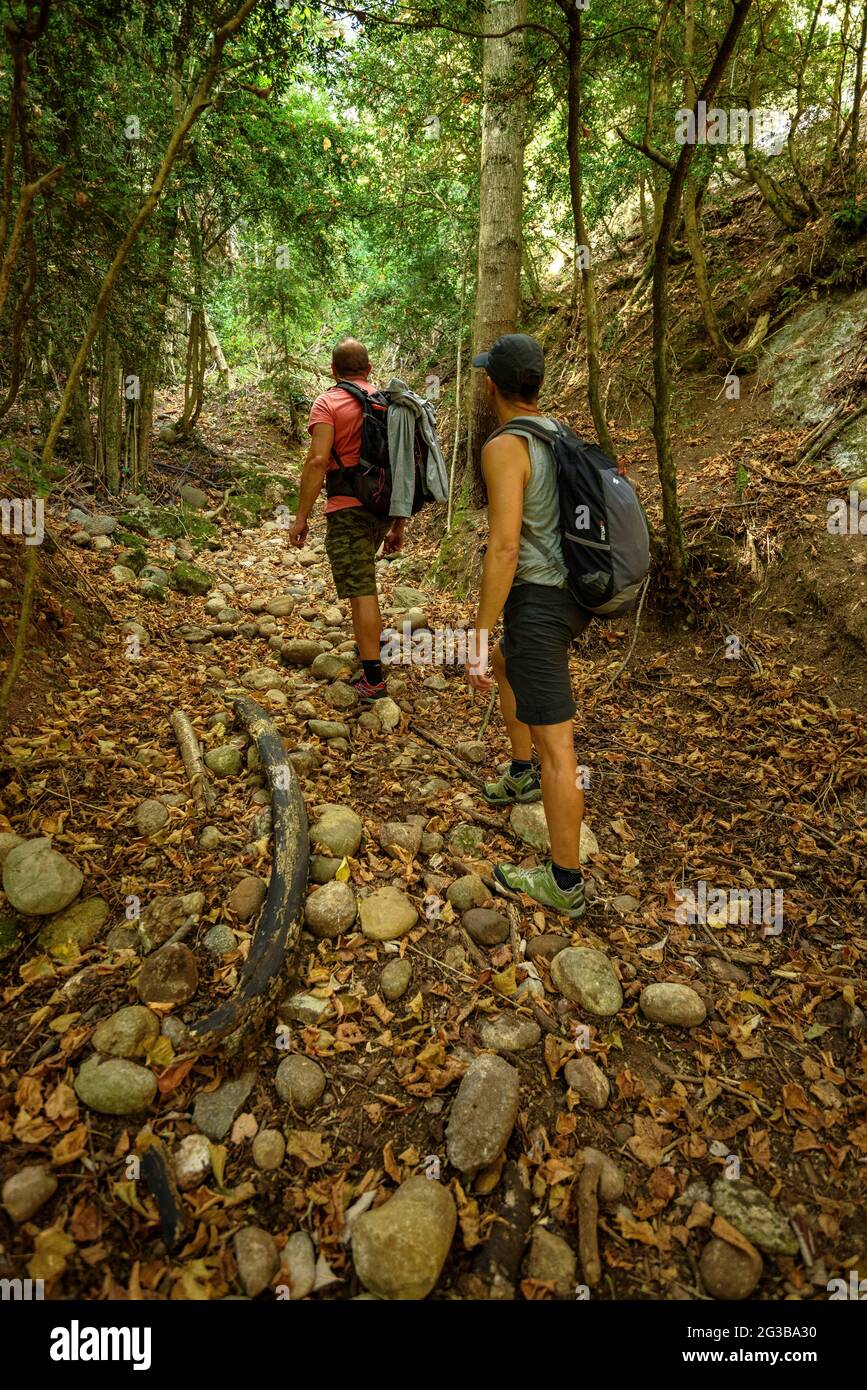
[[289, 337, 404, 700]]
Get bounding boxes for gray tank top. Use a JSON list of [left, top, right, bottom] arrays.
[[507, 417, 567, 589]]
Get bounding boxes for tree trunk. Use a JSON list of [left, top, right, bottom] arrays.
[[652, 0, 755, 583], [823, 0, 852, 179], [204, 310, 234, 386], [466, 0, 528, 498], [447, 244, 471, 532], [680, 8, 730, 367], [786, 0, 823, 214], [563, 5, 615, 459], [180, 306, 206, 434], [744, 145, 808, 229], [178, 207, 208, 434], [847, 0, 867, 173], [682, 177, 729, 363], [639, 170, 650, 241], [38, 0, 259, 476], [743, 70, 809, 228], [134, 195, 180, 482], [1, 0, 260, 724], [97, 334, 122, 493], [67, 355, 95, 473], [135, 372, 155, 488]]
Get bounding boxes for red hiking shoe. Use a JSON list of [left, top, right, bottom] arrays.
[[354, 676, 387, 702]]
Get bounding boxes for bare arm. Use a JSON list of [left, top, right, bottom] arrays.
[[468, 435, 529, 686], [289, 422, 333, 546]]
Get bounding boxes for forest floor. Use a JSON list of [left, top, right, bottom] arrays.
[[0, 353, 865, 1300]]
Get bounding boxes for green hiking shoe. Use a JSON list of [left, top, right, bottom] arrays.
[[483, 767, 542, 805], [493, 861, 586, 919]]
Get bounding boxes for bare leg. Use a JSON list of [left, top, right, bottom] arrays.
[[492, 641, 532, 762], [530, 719, 583, 868], [349, 594, 383, 661]]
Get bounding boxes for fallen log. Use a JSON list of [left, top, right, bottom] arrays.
[[187, 697, 308, 1052]]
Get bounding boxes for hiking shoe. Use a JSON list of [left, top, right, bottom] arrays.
[[354, 676, 387, 702], [493, 861, 586, 919], [483, 767, 542, 804]]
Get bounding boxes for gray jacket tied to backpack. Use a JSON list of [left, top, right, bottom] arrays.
[[385, 377, 449, 518]]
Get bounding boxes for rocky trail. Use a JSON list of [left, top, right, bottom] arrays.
[[0, 396, 865, 1303]]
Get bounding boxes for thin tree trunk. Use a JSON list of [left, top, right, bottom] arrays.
[[823, 0, 852, 179], [0, 165, 60, 317], [97, 334, 122, 492], [0, 9, 54, 418], [67, 354, 95, 473], [0, 0, 52, 254], [787, 0, 824, 213], [680, 3, 730, 366], [847, 0, 867, 172], [0, 222, 36, 420], [0, 0, 260, 722], [682, 178, 729, 363], [134, 196, 180, 484], [738, 28, 810, 228], [204, 310, 234, 386], [652, 0, 755, 582], [39, 0, 260, 476], [563, 4, 615, 459], [135, 372, 155, 488], [466, 0, 528, 497], [447, 246, 470, 532], [639, 170, 650, 241]]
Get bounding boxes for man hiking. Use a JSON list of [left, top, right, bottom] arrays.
[[467, 333, 589, 919], [288, 337, 404, 701]]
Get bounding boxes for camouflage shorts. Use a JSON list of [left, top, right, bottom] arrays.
[[325, 506, 390, 598]]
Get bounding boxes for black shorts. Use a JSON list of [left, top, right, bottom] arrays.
[[500, 582, 590, 725]]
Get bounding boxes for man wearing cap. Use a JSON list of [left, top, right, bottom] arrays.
[[467, 333, 589, 918]]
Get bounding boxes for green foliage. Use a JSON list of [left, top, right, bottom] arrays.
[[735, 462, 749, 497], [0, 0, 865, 488], [1, 444, 63, 496], [832, 199, 867, 240]]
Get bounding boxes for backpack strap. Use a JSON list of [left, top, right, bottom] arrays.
[[330, 379, 369, 408], [327, 379, 369, 469], [489, 418, 624, 474], [486, 417, 566, 447], [485, 418, 565, 571]]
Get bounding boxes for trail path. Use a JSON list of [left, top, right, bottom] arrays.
[[1, 395, 865, 1301]]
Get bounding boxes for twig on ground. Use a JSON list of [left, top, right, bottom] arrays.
[[477, 687, 497, 739], [801, 400, 867, 465], [410, 720, 485, 788], [601, 576, 650, 692], [577, 1150, 602, 1287], [170, 708, 216, 813]]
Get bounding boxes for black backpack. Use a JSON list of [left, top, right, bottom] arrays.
[[324, 380, 428, 518], [488, 417, 651, 618]]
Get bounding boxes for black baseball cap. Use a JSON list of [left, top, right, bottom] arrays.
[[472, 333, 545, 393]]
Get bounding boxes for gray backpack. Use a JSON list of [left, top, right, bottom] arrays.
[[489, 418, 651, 618]]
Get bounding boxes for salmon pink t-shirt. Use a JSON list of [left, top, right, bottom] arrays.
[[307, 376, 375, 514]]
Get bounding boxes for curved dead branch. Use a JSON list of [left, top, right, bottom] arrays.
[[187, 696, 308, 1052]]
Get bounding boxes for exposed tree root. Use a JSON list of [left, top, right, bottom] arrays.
[[187, 696, 308, 1053]]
